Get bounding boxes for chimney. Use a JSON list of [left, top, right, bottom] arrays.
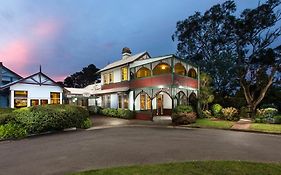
[[122, 47, 131, 59], [0, 62, 3, 84]]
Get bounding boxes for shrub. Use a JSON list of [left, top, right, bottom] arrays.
[[260, 103, 277, 109], [80, 118, 92, 129], [273, 115, 281, 124], [88, 106, 103, 115], [172, 112, 197, 125], [211, 104, 223, 117], [102, 108, 135, 119], [173, 105, 193, 113], [221, 107, 239, 121], [0, 113, 15, 125], [239, 106, 249, 118], [0, 123, 27, 139], [256, 108, 278, 118], [13, 105, 90, 134], [202, 110, 213, 118]]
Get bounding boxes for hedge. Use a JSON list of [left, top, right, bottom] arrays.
[[101, 108, 135, 119], [0, 105, 92, 139]]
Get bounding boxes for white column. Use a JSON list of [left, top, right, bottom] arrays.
[[60, 92, 63, 104], [10, 90, 14, 108]]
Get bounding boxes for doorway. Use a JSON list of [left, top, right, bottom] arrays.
[[156, 94, 163, 115]]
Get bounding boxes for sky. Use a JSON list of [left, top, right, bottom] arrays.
[[0, 0, 264, 81]]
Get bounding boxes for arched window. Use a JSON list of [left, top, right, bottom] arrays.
[[176, 91, 187, 105], [136, 67, 151, 78], [188, 68, 197, 78], [153, 63, 171, 75], [174, 63, 186, 76]]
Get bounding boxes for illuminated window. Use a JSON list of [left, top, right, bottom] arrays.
[[14, 91, 28, 108], [109, 72, 114, 83], [188, 68, 197, 79], [140, 93, 151, 110], [121, 67, 128, 81], [118, 94, 129, 109], [40, 99, 48, 105], [175, 63, 186, 76], [103, 74, 109, 84], [50, 92, 60, 104], [136, 67, 151, 78], [30, 99, 39, 106], [153, 63, 171, 75]]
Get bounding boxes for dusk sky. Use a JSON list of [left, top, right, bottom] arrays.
[[0, 0, 263, 81]]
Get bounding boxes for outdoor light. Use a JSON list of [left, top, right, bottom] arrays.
[[161, 65, 166, 70]]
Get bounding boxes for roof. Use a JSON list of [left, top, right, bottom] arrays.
[[98, 51, 149, 73], [130, 55, 174, 68], [0, 63, 22, 79], [93, 87, 129, 95], [0, 71, 65, 91], [65, 83, 101, 95]]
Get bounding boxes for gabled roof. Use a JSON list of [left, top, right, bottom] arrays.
[[129, 54, 174, 68], [0, 63, 22, 79], [98, 51, 150, 73], [0, 71, 64, 90], [65, 83, 101, 95]]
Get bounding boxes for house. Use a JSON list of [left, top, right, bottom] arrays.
[[0, 66, 64, 108], [65, 83, 101, 107], [0, 62, 22, 108], [94, 48, 199, 120]]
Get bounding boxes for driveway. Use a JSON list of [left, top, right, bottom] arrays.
[[0, 127, 281, 175]]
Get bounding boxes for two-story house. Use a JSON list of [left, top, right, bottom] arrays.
[[94, 48, 199, 120]]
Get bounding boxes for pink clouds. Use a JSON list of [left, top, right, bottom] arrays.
[[33, 19, 62, 39]]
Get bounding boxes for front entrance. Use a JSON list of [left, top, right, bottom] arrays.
[[156, 94, 163, 115]]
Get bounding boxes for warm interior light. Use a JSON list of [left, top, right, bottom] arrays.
[[161, 65, 166, 70]]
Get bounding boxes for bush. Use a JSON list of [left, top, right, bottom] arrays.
[[221, 107, 239, 121], [255, 107, 279, 124], [173, 105, 193, 113], [0, 113, 15, 125], [88, 106, 103, 115], [202, 110, 213, 118], [172, 112, 197, 125], [273, 115, 281, 124], [13, 105, 90, 134], [80, 118, 92, 129], [0, 123, 27, 139], [211, 104, 223, 117], [239, 106, 249, 118], [102, 108, 135, 119]]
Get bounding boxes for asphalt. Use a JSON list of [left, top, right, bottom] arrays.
[[0, 125, 281, 175]]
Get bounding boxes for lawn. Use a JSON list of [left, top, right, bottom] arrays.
[[250, 123, 281, 133], [189, 118, 235, 129], [70, 161, 281, 175]]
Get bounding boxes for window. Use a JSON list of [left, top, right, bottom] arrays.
[[188, 68, 197, 79], [103, 74, 109, 84], [153, 63, 171, 75], [121, 67, 128, 81], [118, 94, 122, 108], [109, 72, 114, 83], [106, 95, 111, 108], [136, 67, 151, 78], [175, 63, 186, 76], [140, 93, 151, 110], [118, 94, 129, 109], [123, 94, 128, 109], [50, 92, 60, 104], [30, 99, 39, 106], [40, 99, 48, 105], [14, 91, 28, 108]]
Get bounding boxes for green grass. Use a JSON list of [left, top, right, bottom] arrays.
[[190, 118, 235, 129], [250, 123, 281, 133], [70, 161, 281, 175]]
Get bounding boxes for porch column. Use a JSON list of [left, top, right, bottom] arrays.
[[150, 89, 153, 120], [10, 90, 14, 108], [133, 90, 135, 111]]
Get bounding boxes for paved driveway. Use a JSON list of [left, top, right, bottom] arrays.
[[0, 127, 281, 175]]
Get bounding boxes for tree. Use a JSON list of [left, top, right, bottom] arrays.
[[173, 0, 281, 117], [63, 64, 100, 88], [199, 72, 214, 111]]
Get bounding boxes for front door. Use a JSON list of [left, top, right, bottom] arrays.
[[156, 94, 163, 115]]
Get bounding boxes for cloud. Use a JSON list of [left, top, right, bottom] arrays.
[[32, 19, 62, 39]]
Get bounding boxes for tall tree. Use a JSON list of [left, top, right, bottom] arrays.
[[63, 64, 100, 88], [173, 0, 281, 117], [199, 72, 214, 111]]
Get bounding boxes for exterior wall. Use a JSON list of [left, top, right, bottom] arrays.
[[101, 66, 129, 86], [0, 94, 9, 108], [129, 91, 134, 110], [10, 83, 63, 108]]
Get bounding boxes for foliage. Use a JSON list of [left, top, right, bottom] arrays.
[[0, 112, 15, 125], [64, 64, 100, 88], [199, 72, 214, 110], [239, 106, 249, 118], [0, 123, 27, 139], [202, 110, 213, 118], [221, 107, 239, 121], [273, 115, 281, 124], [255, 107, 279, 123], [80, 118, 92, 129], [101, 108, 135, 119], [173, 105, 193, 113], [173, 0, 281, 117], [211, 104, 223, 117], [172, 112, 197, 125], [88, 106, 103, 115]]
